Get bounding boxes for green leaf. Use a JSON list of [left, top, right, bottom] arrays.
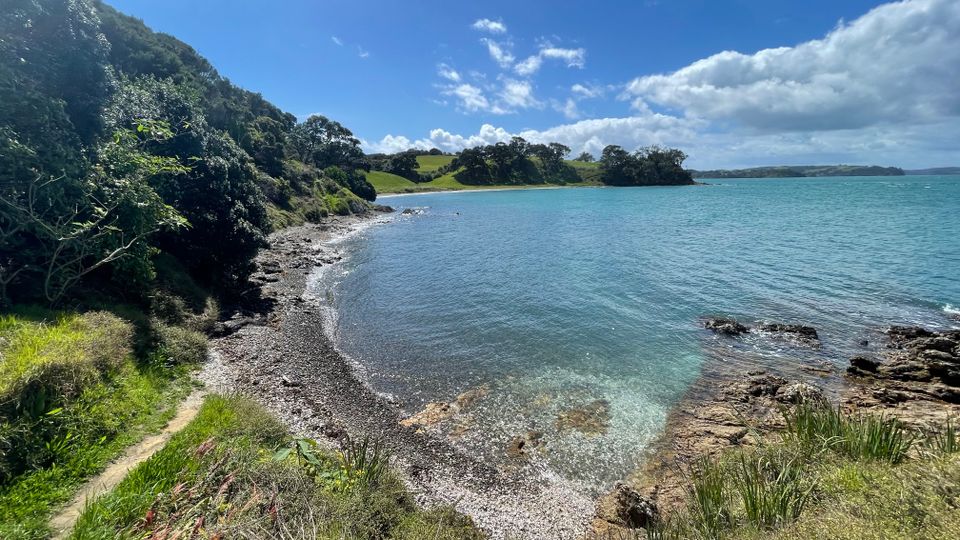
[[272, 447, 292, 461]]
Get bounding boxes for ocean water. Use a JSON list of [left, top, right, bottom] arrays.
[[312, 176, 960, 491]]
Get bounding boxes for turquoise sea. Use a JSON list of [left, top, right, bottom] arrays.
[[313, 176, 960, 490]]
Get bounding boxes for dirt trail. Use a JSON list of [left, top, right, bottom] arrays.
[[48, 390, 207, 539]]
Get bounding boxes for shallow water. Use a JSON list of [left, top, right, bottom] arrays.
[[312, 176, 960, 491]]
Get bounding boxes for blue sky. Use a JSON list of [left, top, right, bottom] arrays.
[[107, 0, 959, 168]]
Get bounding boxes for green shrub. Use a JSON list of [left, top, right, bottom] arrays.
[[0, 312, 132, 418], [154, 322, 208, 365]]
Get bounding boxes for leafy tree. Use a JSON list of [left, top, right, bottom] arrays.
[[574, 151, 595, 162], [599, 145, 693, 186], [383, 151, 421, 182], [105, 76, 270, 287], [0, 121, 187, 304], [242, 116, 287, 177], [289, 115, 368, 172]]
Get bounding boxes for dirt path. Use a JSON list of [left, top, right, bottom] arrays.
[[48, 389, 207, 539]]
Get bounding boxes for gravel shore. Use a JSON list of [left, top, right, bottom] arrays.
[[198, 214, 594, 539]]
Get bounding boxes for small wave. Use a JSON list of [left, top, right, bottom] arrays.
[[945, 304, 960, 316]]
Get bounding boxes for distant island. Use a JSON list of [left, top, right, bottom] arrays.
[[690, 165, 905, 179], [904, 167, 960, 175]]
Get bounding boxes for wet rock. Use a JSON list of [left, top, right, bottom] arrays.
[[887, 326, 934, 343], [849, 355, 880, 373], [908, 337, 958, 354], [776, 382, 826, 405], [595, 482, 659, 529], [759, 323, 819, 340], [556, 399, 611, 436], [703, 317, 749, 336], [745, 373, 787, 397], [401, 208, 416, 215]]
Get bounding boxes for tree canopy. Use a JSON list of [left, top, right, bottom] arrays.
[[0, 0, 380, 305]]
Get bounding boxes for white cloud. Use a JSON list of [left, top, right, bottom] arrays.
[[331, 36, 343, 46], [471, 18, 507, 34], [571, 83, 604, 99], [481, 38, 515, 68], [499, 78, 541, 109], [556, 98, 580, 120], [357, 46, 370, 59], [540, 46, 586, 68], [512, 45, 587, 76], [438, 63, 461, 82], [444, 84, 493, 113], [514, 55, 543, 76], [625, 0, 960, 132]]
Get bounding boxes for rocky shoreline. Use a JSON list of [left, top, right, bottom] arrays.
[[198, 213, 594, 540], [589, 316, 960, 538]]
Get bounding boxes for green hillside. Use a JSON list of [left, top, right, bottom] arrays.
[[415, 154, 456, 172]]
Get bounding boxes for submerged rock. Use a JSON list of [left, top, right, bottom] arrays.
[[703, 317, 749, 336], [506, 430, 545, 459], [400, 402, 455, 429], [556, 399, 611, 436]]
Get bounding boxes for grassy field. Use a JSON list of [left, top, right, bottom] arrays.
[[0, 310, 195, 540], [70, 395, 483, 539], [414, 154, 456, 172], [367, 159, 602, 195]]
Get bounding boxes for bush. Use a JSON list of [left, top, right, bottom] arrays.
[[154, 322, 208, 365], [0, 312, 132, 418]]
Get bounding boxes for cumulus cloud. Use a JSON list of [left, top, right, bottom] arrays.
[[540, 46, 586, 68], [625, 0, 960, 132], [514, 55, 543, 76], [499, 79, 542, 109], [482, 38, 515, 67], [443, 84, 494, 113], [437, 63, 461, 82], [512, 45, 586, 75], [331, 36, 343, 46], [472, 18, 507, 34]]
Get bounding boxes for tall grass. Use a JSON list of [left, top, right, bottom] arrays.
[[735, 450, 813, 529], [926, 417, 959, 456], [783, 404, 914, 463], [688, 457, 730, 539]]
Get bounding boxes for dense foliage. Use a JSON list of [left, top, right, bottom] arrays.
[[598, 145, 695, 186], [0, 0, 377, 305]]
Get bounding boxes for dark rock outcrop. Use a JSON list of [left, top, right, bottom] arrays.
[[758, 323, 819, 341], [703, 317, 749, 336]]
